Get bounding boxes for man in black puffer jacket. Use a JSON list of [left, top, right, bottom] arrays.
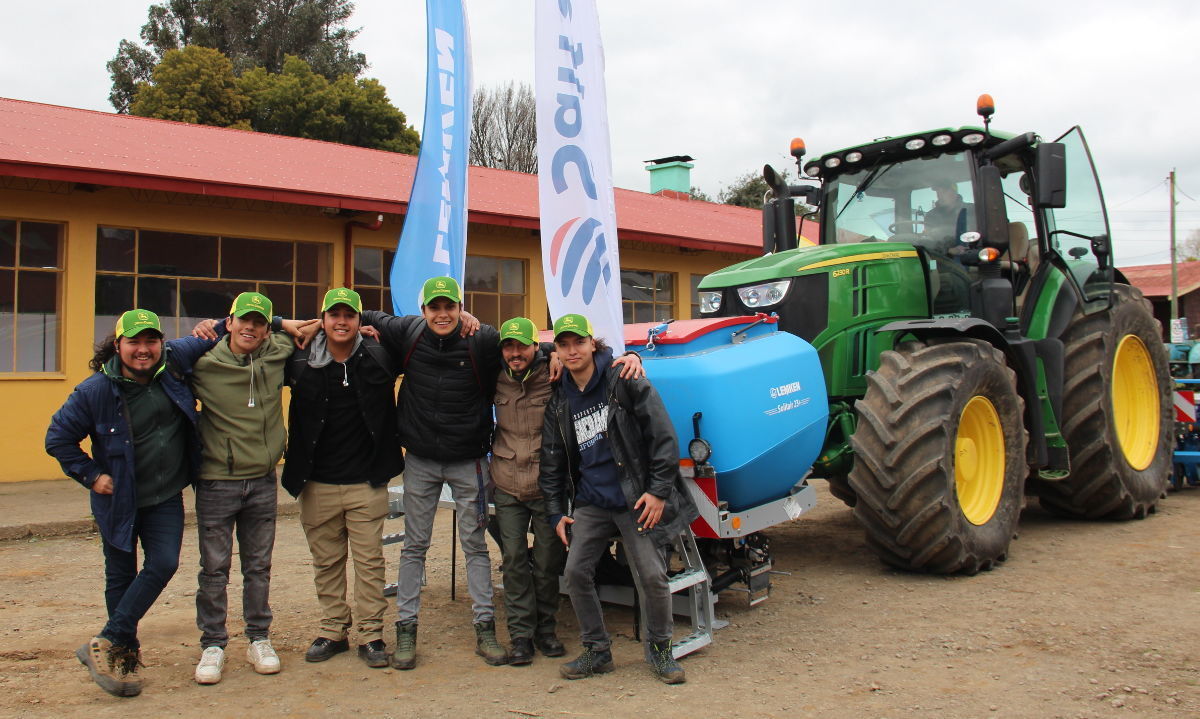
[[361, 276, 507, 670], [538, 313, 699, 685]]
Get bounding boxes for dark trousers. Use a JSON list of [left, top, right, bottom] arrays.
[[99, 492, 184, 649], [195, 475, 277, 648], [563, 503, 674, 651], [494, 489, 565, 640]]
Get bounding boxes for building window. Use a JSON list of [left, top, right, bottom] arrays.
[[690, 274, 706, 319], [95, 227, 328, 342], [465, 255, 526, 328], [352, 246, 396, 312], [0, 219, 64, 372], [621, 269, 674, 323]]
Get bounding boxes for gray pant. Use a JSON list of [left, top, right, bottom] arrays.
[[195, 475, 277, 648], [563, 503, 674, 650], [395, 453, 494, 624], [494, 489, 565, 640]]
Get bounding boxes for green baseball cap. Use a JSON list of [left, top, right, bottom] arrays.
[[229, 291, 272, 320], [322, 287, 362, 313], [421, 276, 462, 305], [552, 313, 594, 340], [499, 317, 538, 346], [114, 309, 162, 338]]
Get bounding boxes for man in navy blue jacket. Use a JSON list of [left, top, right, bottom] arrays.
[[46, 310, 213, 697]]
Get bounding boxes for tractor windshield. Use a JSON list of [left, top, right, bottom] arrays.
[[822, 151, 983, 316], [822, 151, 977, 255]]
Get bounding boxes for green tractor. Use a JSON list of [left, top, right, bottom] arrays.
[[696, 96, 1171, 574]]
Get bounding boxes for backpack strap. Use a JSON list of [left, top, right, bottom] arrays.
[[401, 320, 425, 371], [361, 336, 396, 376]]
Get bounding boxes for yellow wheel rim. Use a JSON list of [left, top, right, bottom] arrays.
[[1112, 334, 1159, 471], [955, 396, 1005, 526]]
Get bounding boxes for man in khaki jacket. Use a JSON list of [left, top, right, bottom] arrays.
[[491, 317, 641, 666]]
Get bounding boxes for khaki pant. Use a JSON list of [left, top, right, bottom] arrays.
[[299, 481, 389, 643]]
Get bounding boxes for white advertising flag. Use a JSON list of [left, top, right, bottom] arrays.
[[535, 0, 624, 352]]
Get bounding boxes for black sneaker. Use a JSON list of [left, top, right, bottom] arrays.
[[559, 646, 615, 680], [648, 641, 685, 684], [509, 637, 534, 666], [357, 639, 388, 668], [534, 632, 566, 657], [305, 637, 349, 663]]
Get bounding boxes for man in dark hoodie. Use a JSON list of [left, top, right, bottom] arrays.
[[46, 309, 211, 697], [283, 287, 402, 669], [361, 275, 508, 669], [538, 313, 698, 685]]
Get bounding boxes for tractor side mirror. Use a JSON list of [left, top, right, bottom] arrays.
[[1034, 142, 1067, 209]]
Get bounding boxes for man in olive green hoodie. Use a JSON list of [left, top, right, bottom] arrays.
[[188, 292, 297, 685]]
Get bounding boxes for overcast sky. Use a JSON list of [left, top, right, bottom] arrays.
[[3, 0, 1198, 266]]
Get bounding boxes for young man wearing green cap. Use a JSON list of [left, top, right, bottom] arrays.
[[185, 291, 297, 684], [539, 314, 698, 684], [46, 309, 212, 697], [492, 317, 643, 666], [360, 275, 509, 668], [282, 287, 402, 669]]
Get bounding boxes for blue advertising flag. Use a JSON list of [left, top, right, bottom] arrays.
[[390, 0, 473, 315]]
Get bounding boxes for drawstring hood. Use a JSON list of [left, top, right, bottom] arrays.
[[307, 330, 362, 388]]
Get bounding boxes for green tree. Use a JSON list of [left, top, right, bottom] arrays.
[[130, 46, 251, 128], [238, 55, 419, 153], [1181, 228, 1200, 262], [687, 186, 713, 202], [108, 0, 367, 113], [718, 169, 816, 217]]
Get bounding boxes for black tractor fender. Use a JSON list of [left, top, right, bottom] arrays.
[[875, 318, 1049, 470]]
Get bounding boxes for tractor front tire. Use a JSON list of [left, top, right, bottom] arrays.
[[1034, 284, 1171, 519], [849, 341, 1027, 574]]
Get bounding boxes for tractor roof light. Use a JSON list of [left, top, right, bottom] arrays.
[[978, 247, 1001, 263], [790, 137, 807, 160], [962, 133, 986, 146], [824, 156, 842, 169], [905, 138, 926, 151], [845, 151, 863, 163], [737, 279, 791, 309], [977, 93, 996, 120], [931, 134, 952, 147], [804, 163, 822, 178]]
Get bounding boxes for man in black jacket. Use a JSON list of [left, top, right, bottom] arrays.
[[361, 276, 508, 669], [282, 288, 402, 669], [538, 313, 698, 685]]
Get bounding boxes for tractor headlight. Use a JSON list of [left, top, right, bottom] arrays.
[[688, 438, 713, 464], [698, 291, 722, 313], [737, 280, 791, 308]]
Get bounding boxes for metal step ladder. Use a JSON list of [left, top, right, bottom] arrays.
[[625, 529, 721, 659]]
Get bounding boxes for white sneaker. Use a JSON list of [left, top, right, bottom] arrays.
[[247, 638, 281, 675], [194, 646, 225, 685]]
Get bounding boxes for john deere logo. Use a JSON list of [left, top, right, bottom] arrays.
[[507, 323, 518, 332], [137, 312, 149, 321], [251, 297, 262, 305], [563, 318, 576, 326], [338, 290, 347, 297], [436, 280, 447, 289]]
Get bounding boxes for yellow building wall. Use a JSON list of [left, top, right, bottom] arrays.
[[1, 180, 752, 482]]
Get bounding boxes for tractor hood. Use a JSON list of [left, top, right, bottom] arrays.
[[698, 242, 918, 289]]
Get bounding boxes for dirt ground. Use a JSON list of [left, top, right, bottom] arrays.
[[1, 483, 1198, 719]]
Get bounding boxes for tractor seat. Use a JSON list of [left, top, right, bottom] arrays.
[[1000, 221, 1034, 294]]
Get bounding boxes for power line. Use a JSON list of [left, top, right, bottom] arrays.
[[1108, 179, 1167, 208]]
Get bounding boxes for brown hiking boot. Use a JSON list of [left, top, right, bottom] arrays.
[[473, 620, 509, 666], [560, 646, 615, 680], [113, 646, 145, 696], [76, 637, 139, 697]]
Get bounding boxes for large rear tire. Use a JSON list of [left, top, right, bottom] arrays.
[[849, 342, 1028, 574], [826, 475, 857, 507], [1034, 284, 1171, 519]]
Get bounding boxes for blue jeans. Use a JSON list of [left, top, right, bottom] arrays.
[[195, 475, 278, 648], [99, 492, 184, 649]]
